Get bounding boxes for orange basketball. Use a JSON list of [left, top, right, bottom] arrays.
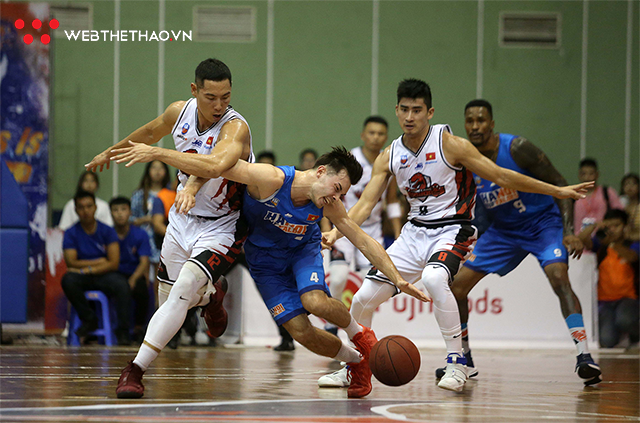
[[369, 335, 421, 386]]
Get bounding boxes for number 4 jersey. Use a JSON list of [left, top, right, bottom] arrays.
[[474, 133, 561, 230]]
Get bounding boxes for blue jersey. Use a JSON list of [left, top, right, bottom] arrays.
[[474, 133, 560, 230], [63, 221, 119, 260], [117, 226, 151, 276], [242, 166, 323, 251]]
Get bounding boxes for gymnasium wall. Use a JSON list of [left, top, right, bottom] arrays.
[[49, 0, 639, 212]]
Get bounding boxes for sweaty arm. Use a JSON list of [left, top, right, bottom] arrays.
[[385, 176, 403, 238], [86, 101, 184, 172], [111, 119, 251, 179], [64, 242, 120, 275], [347, 147, 393, 226], [443, 132, 592, 200], [175, 175, 208, 214], [324, 201, 429, 302]]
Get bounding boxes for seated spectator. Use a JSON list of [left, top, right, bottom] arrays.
[[620, 173, 639, 241], [157, 178, 178, 220], [131, 161, 169, 265], [579, 209, 639, 348], [61, 191, 132, 345], [110, 196, 151, 343], [256, 150, 276, 165], [59, 171, 113, 230], [574, 158, 624, 234], [298, 148, 318, 171]]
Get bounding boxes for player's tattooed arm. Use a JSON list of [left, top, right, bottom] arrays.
[[511, 138, 584, 257]]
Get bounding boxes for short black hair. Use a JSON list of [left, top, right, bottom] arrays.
[[315, 146, 363, 185], [621, 172, 639, 195], [299, 148, 318, 161], [397, 79, 432, 109], [195, 58, 232, 88], [74, 190, 95, 206], [580, 158, 598, 170], [257, 150, 276, 163], [363, 115, 388, 129], [465, 99, 493, 119], [604, 208, 628, 225], [109, 196, 131, 209]]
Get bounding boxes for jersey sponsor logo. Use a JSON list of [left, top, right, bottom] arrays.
[[264, 211, 308, 235], [269, 303, 285, 317], [183, 148, 198, 154], [400, 154, 408, 165], [181, 122, 190, 134], [177, 134, 187, 141], [191, 139, 203, 147], [425, 152, 436, 163], [205, 136, 214, 148], [406, 173, 446, 201], [307, 214, 320, 222], [479, 187, 519, 209], [415, 162, 423, 170]]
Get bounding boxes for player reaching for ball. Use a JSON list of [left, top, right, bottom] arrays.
[[111, 143, 430, 398]]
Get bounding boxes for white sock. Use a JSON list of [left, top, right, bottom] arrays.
[[343, 316, 363, 339], [333, 342, 362, 364], [421, 265, 463, 355], [133, 343, 158, 371]]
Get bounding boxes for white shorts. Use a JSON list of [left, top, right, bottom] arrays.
[[367, 220, 477, 287], [332, 221, 383, 270], [157, 209, 247, 285]]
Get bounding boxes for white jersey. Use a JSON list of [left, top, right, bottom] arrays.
[[343, 147, 386, 227], [171, 99, 254, 218], [389, 124, 475, 224]]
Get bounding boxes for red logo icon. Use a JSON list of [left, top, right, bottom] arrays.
[[14, 18, 58, 45]]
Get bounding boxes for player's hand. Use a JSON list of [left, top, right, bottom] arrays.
[[174, 189, 196, 214], [396, 279, 431, 302], [321, 229, 338, 249], [85, 150, 112, 172], [556, 182, 595, 200], [563, 234, 584, 259], [111, 141, 156, 167]]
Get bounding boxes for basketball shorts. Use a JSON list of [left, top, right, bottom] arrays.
[[367, 220, 477, 288], [157, 209, 247, 286], [332, 221, 383, 270], [245, 240, 331, 326], [464, 219, 568, 276]]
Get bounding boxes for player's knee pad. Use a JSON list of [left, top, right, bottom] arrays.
[[168, 261, 209, 309], [350, 279, 395, 326], [419, 265, 451, 305], [328, 261, 349, 299]]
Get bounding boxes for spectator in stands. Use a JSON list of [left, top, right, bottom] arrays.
[[620, 173, 639, 241], [579, 209, 639, 348], [110, 196, 151, 343], [298, 148, 318, 171], [157, 177, 178, 220], [59, 172, 113, 230], [131, 161, 169, 266], [61, 191, 131, 345], [256, 150, 276, 165], [574, 158, 623, 234]]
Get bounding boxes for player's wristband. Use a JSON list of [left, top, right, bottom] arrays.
[[386, 202, 402, 219]]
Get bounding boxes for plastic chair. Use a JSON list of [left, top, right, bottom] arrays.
[[67, 291, 116, 346]]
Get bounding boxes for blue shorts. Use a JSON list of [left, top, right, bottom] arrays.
[[464, 217, 567, 276], [245, 241, 330, 326]]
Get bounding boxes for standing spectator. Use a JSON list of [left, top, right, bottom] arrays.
[[579, 209, 639, 348], [620, 173, 639, 241], [61, 191, 132, 345], [110, 196, 151, 343], [59, 171, 113, 230], [157, 178, 178, 220], [298, 148, 318, 171], [574, 158, 624, 234], [131, 161, 169, 265]]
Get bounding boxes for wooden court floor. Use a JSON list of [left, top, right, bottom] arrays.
[[0, 345, 637, 422]]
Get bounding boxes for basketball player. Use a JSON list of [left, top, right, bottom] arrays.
[[432, 99, 601, 385], [111, 144, 430, 398], [319, 116, 402, 386], [85, 58, 253, 399], [319, 79, 593, 392]]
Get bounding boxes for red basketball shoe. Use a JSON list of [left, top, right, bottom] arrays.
[[347, 326, 377, 398], [116, 361, 145, 399], [201, 276, 228, 338]]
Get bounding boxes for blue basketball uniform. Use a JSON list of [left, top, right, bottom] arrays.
[[243, 166, 329, 325], [464, 133, 568, 276]]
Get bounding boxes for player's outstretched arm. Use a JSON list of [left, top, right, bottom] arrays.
[[444, 132, 594, 200], [509, 137, 584, 258], [85, 101, 184, 172], [324, 201, 430, 303]]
